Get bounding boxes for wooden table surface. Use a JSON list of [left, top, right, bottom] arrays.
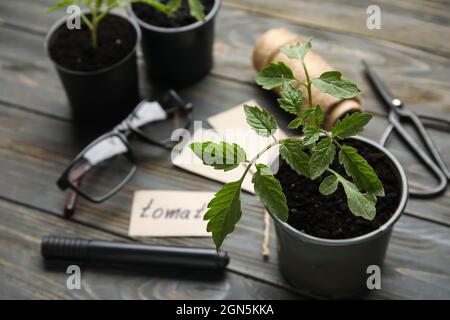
[[1, 0, 449, 299]]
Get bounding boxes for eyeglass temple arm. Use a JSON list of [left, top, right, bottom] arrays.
[[63, 163, 93, 218], [158, 89, 193, 116], [64, 182, 79, 219], [163, 102, 193, 117]]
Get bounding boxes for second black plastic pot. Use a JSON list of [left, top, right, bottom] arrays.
[[127, 0, 221, 88], [45, 13, 141, 130]]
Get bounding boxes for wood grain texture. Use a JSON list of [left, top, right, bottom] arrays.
[[213, 9, 450, 117], [0, 51, 448, 226], [5, 0, 450, 58], [0, 103, 449, 299], [222, 0, 450, 57], [0, 0, 449, 299], [0, 199, 302, 299], [1, 6, 450, 121]]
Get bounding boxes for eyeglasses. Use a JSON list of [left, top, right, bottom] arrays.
[[57, 90, 193, 218]]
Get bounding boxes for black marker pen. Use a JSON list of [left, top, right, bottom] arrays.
[[41, 236, 229, 271]]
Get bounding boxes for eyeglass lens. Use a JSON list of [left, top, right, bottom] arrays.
[[68, 136, 134, 199]]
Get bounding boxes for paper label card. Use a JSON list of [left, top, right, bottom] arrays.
[[208, 99, 287, 165], [129, 191, 213, 237], [171, 100, 287, 194], [171, 128, 255, 193]]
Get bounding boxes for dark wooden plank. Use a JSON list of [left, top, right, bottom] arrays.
[[9, 14, 450, 187], [0, 102, 449, 299], [368, 216, 450, 299], [0, 56, 448, 227], [0, 199, 302, 299], [1, 17, 450, 222], [0, 99, 290, 289], [0, 0, 449, 299], [0, 0, 60, 34], [221, 0, 450, 57], [1, 8, 450, 122], [213, 9, 450, 118], [3, 0, 450, 56]]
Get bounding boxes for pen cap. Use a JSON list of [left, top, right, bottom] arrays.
[[252, 28, 362, 129]]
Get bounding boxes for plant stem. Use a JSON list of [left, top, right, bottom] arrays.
[[324, 131, 342, 149], [96, 4, 117, 23], [302, 61, 313, 108], [91, 20, 98, 49], [326, 168, 339, 177], [241, 140, 280, 180], [91, 4, 96, 48], [80, 12, 93, 29], [333, 138, 342, 148], [87, 2, 119, 49]]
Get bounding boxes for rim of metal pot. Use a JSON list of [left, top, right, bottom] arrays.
[[45, 11, 141, 76], [126, 0, 221, 33], [268, 135, 409, 246]]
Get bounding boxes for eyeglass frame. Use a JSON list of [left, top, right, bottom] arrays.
[[57, 89, 193, 204]]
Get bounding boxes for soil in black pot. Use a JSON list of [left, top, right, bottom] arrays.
[[275, 140, 402, 239], [49, 14, 137, 72], [132, 0, 214, 28]]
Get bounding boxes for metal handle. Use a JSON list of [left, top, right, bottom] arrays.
[[381, 114, 448, 198]]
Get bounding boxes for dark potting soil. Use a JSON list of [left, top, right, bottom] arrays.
[[132, 0, 214, 28], [49, 15, 137, 72], [275, 140, 402, 240]]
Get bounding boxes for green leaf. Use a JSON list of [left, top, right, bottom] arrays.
[[280, 39, 312, 61], [313, 104, 325, 127], [300, 107, 315, 123], [338, 145, 385, 196], [204, 180, 243, 249], [277, 79, 304, 115], [243, 105, 278, 137], [312, 71, 361, 99], [252, 164, 289, 221], [302, 124, 320, 145], [115, 0, 134, 7], [280, 138, 310, 177], [337, 174, 377, 221], [287, 117, 302, 129], [319, 175, 339, 195], [165, 0, 182, 13], [296, 106, 324, 138], [190, 141, 247, 171], [255, 62, 295, 90], [332, 112, 373, 139], [364, 193, 377, 204], [309, 138, 336, 179], [140, 0, 172, 14], [47, 0, 78, 12], [188, 0, 205, 21]]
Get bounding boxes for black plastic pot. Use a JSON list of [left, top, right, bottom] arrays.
[[127, 0, 221, 88], [45, 13, 141, 130], [268, 136, 409, 298]]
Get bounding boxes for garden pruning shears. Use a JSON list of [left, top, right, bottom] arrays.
[[363, 60, 450, 199]]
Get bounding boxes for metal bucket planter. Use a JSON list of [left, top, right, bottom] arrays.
[[268, 135, 408, 298], [127, 0, 221, 88]]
